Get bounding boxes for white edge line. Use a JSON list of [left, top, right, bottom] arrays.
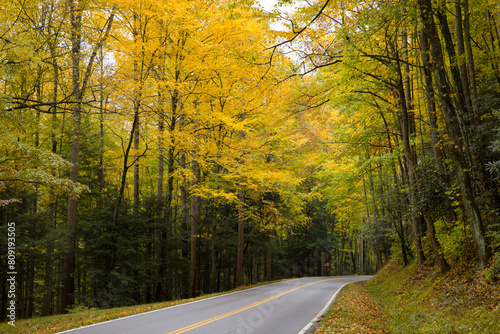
[[55, 279, 300, 334], [298, 278, 366, 334]]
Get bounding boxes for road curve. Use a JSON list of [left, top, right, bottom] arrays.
[[57, 276, 372, 334]]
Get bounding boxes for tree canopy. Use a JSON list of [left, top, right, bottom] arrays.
[[0, 0, 499, 320]]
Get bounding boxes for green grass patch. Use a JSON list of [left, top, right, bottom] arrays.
[[0, 280, 286, 334]]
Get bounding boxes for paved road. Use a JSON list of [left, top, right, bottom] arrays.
[[58, 276, 372, 334]]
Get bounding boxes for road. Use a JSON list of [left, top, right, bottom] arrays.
[[58, 276, 372, 334]]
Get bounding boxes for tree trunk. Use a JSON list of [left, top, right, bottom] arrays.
[[419, 30, 444, 171], [392, 40, 427, 266], [157, 121, 164, 218], [133, 106, 140, 217], [266, 243, 272, 281], [44, 193, 56, 315], [235, 187, 245, 287], [359, 233, 364, 274], [435, 4, 471, 121], [190, 156, 200, 297], [418, 0, 490, 268], [61, 99, 79, 313], [132, 11, 143, 218], [113, 111, 139, 225], [419, 29, 459, 227], [252, 251, 258, 284], [361, 172, 372, 270], [43, 23, 61, 315], [98, 46, 106, 193], [423, 213, 450, 272], [61, 0, 82, 312], [180, 153, 189, 230], [162, 90, 179, 300], [60, 1, 114, 312], [235, 112, 246, 287], [463, 0, 478, 117], [392, 163, 410, 265], [396, 31, 450, 272], [454, 1, 474, 120], [155, 107, 165, 301], [210, 222, 217, 293]]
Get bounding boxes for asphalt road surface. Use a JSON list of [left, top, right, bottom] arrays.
[[58, 276, 372, 334]]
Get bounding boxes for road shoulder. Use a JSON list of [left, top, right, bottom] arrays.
[[313, 281, 390, 333]]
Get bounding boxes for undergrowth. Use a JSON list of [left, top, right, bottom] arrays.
[[367, 260, 500, 333]]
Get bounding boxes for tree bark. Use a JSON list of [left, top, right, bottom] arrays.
[[113, 111, 139, 225], [391, 39, 427, 266], [157, 121, 164, 218], [210, 221, 217, 293], [60, 1, 115, 312], [162, 90, 179, 300], [132, 11, 143, 218], [43, 23, 61, 314], [397, 35, 449, 272], [419, 29, 458, 228], [61, 0, 82, 312], [455, 1, 474, 120], [235, 187, 245, 286], [133, 107, 140, 217], [180, 153, 189, 232], [418, 0, 490, 268], [190, 156, 200, 297], [98, 46, 106, 194], [266, 243, 272, 281], [235, 112, 246, 287], [155, 102, 165, 301]]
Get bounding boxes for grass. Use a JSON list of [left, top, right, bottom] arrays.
[[0, 280, 286, 334], [365, 260, 500, 333], [315, 260, 500, 334]]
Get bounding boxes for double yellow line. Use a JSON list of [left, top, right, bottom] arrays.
[[166, 278, 337, 334]]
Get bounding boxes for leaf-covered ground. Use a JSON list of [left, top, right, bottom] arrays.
[[314, 282, 390, 333], [315, 260, 500, 334]]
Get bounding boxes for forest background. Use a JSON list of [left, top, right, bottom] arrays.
[[0, 0, 499, 321]]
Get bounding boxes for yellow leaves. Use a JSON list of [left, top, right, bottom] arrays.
[[193, 184, 239, 203], [192, 232, 213, 239], [315, 282, 390, 334]]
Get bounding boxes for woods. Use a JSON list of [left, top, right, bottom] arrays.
[[1, 0, 499, 322]]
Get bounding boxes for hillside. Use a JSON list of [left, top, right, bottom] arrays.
[[315, 259, 500, 333]]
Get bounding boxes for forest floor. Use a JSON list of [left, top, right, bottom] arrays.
[[314, 259, 500, 333]]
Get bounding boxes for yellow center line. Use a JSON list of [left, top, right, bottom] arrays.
[[166, 278, 339, 334]]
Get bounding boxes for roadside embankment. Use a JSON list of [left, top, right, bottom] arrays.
[[315, 260, 500, 333]]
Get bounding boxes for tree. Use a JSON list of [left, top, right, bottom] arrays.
[[282, 0, 499, 269]]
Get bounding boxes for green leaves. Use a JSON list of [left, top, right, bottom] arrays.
[[0, 139, 88, 197]]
